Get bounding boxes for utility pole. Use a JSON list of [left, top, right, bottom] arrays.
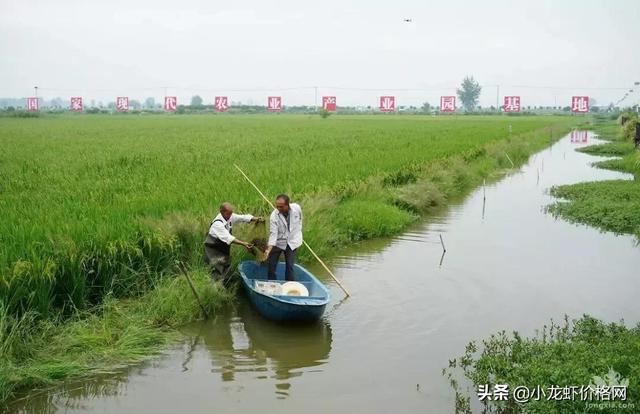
[[314, 86, 318, 112], [496, 85, 500, 113]]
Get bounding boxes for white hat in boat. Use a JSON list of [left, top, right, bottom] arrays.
[[281, 281, 309, 297]]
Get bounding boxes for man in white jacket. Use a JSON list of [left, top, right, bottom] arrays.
[[264, 194, 303, 281], [204, 202, 262, 283]]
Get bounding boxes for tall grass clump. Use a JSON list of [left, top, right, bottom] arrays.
[[0, 269, 228, 404]]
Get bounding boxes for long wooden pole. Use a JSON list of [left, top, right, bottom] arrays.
[[233, 164, 351, 297]]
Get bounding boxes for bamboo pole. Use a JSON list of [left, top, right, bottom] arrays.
[[233, 164, 351, 297]]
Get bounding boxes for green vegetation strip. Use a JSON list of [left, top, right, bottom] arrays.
[[548, 115, 640, 240], [0, 114, 579, 404], [444, 315, 640, 413]]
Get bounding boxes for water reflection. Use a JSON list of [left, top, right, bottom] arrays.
[[570, 130, 589, 143], [9, 370, 131, 413], [182, 297, 332, 399]]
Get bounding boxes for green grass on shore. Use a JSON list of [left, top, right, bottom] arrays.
[[0, 269, 231, 405], [444, 315, 640, 414]]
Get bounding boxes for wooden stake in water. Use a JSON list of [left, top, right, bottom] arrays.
[[233, 164, 351, 297], [482, 179, 486, 220], [439, 234, 447, 252]]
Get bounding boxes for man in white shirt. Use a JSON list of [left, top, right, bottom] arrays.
[[204, 202, 262, 283], [263, 194, 303, 281]]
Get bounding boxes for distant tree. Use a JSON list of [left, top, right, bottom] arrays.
[[130, 100, 141, 110], [319, 108, 331, 119], [421, 102, 431, 113], [191, 95, 203, 107], [144, 97, 155, 109], [107, 102, 115, 109], [50, 97, 64, 108], [456, 76, 482, 112]]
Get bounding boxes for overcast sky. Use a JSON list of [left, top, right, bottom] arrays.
[[1, 0, 639, 107]]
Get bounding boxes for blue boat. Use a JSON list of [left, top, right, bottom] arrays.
[[238, 260, 331, 322]]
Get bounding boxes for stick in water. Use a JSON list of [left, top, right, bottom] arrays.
[[504, 152, 515, 168], [439, 234, 447, 252], [233, 164, 351, 297], [177, 263, 210, 318]]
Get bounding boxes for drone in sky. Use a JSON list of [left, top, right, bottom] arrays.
[[403, 18, 413, 23]]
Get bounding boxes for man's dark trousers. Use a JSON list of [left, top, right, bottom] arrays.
[[267, 246, 296, 281]]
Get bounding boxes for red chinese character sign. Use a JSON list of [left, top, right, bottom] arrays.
[[379, 96, 395, 112], [164, 96, 177, 112], [440, 96, 456, 112], [26, 97, 38, 111], [267, 96, 282, 112], [571, 96, 589, 113], [503, 96, 521, 112], [116, 97, 129, 112], [70, 97, 83, 111], [322, 96, 336, 112], [215, 96, 229, 112]]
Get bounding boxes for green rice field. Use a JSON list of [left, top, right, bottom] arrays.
[[0, 114, 580, 318]]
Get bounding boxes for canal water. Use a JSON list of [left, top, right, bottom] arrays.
[[9, 131, 639, 413]]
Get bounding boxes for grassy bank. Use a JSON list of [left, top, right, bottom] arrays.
[[0, 114, 580, 404], [444, 315, 640, 413], [548, 116, 640, 240], [0, 269, 232, 404]]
